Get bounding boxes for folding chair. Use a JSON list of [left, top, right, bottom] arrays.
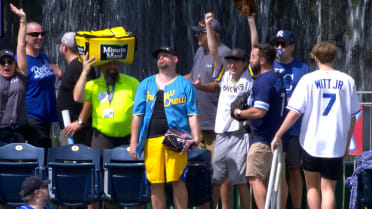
[[47, 144, 100, 208], [265, 145, 283, 209], [166, 148, 213, 208], [0, 143, 45, 207], [102, 145, 150, 207]]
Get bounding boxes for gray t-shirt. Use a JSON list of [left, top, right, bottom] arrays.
[[190, 44, 231, 130], [0, 72, 27, 128]]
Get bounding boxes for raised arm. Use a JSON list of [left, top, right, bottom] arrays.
[[10, 3, 27, 75], [205, 12, 222, 74], [247, 15, 258, 48], [73, 53, 95, 102]]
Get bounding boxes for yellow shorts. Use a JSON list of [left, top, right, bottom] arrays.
[[144, 136, 188, 183]]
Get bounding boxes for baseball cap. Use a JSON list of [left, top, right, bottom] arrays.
[[152, 46, 176, 58], [224, 48, 248, 61], [191, 18, 222, 33], [20, 176, 50, 197], [0, 49, 15, 60], [61, 32, 76, 49], [272, 30, 295, 43]]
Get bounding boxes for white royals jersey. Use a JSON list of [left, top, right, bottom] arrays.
[[213, 65, 254, 133], [288, 69, 361, 158]]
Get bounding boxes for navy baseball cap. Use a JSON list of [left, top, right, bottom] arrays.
[[152, 46, 176, 58], [224, 48, 248, 61], [272, 30, 295, 43], [191, 18, 222, 33], [0, 49, 15, 60]]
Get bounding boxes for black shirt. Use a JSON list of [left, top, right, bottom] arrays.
[[148, 90, 168, 138], [57, 58, 96, 128]]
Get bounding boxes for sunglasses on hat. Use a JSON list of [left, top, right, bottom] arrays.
[[27, 32, 46, 37]]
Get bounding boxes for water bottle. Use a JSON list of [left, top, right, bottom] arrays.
[[277, 48, 283, 60]]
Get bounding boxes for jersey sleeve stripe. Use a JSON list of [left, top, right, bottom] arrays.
[[253, 101, 269, 111], [213, 64, 226, 82], [352, 109, 361, 116]]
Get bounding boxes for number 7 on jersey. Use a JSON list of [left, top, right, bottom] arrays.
[[322, 93, 336, 116]]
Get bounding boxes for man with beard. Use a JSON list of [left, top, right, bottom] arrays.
[[73, 54, 139, 154], [19, 176, 51, 209], [56, 32, 96, 147], [129, 46, 200, 209], [232, 43, 287, 209]]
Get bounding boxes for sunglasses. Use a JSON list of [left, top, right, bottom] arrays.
[[27, 32, 46, 37], [0, 59, 14, 65], [274, 41, 288, 48]]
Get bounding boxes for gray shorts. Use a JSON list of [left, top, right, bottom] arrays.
[[213, 130, 249, 185], [285, 136, 302, 168]]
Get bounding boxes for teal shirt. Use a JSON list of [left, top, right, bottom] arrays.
[[133, 75, 198, 156]]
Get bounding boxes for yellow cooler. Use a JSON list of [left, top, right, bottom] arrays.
[[75, 26, 135, 66]]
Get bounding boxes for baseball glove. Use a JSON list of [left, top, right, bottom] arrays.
[[162, 129, 197, 153], [232, 0, 258, 17], [231, 91, 250, 121]]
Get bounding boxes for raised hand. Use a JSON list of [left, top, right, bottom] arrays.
[[205, 12, 214, 26], [82, 52, 96, 73], [10, 3, 26, 20]]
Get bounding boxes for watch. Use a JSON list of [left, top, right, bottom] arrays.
[[236, 110, 241, 118], [78, 119, 84, 125]]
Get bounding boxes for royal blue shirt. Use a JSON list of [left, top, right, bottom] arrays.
[[274, 59, 310, 137], [250, 70, 286, 146], [16, 52, 58, 123]]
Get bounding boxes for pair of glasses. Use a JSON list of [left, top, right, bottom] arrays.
[[0, 59, 14, 65], [274, 41, 288, 48], [26, 32, 46, 37]]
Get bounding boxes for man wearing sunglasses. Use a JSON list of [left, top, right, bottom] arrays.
[[0, 4, 28, 146], [16, 21, 62, 152], [273, 29, 310, 209]]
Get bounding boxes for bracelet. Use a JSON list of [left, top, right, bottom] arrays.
[[19, 20, 26, 24]]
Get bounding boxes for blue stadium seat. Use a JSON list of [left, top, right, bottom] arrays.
[[0, 143, 45, 207], [166, 148, 213, 208], [102, 145, 150, 207], [47, 144, 100, 208]]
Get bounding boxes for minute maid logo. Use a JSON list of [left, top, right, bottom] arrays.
[[164, 90, 186, 107], [100, 43, 128, 60]]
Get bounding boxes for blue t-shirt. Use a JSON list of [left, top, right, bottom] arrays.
[[250, 70, 286, 146], [274, 59, 310, 137], [20, 203, 51, 209], [132, 75, 199, 156], [16, 52, 58, 122]]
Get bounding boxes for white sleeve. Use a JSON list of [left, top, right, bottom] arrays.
[[350, 80, 361, 116], [287, 75, 309, 114]]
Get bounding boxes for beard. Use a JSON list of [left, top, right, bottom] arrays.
[[157, 62, 168, 70], [104, 68, 119, 85], [251, 62, 261, 74]]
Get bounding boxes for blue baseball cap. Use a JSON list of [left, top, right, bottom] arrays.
[[273, 30, 295, 43]]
